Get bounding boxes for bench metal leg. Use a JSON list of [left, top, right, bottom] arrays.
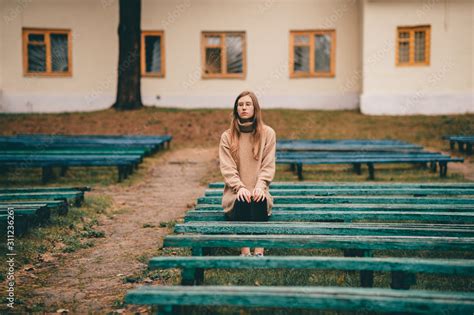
[[467, 143, 473, 155], [391, 271, 416, 290], [367, 163, 375, 180], [353, 163, 361, 175], [42, 166, 55, 183], [430, 161, 437, 173], [296, 163, 303, 181], [439, 162, 448, 178], [117, 166, 124, 182], [343, 249, 374, 288], [449, 140, 455, 150], [458, 141, 465, 152], [157, 305, 174, 315], [181, 247, 204, 285], [60, 166, 68, 177]]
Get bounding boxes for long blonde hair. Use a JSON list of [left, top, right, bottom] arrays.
[[228, 91, 265, 163]]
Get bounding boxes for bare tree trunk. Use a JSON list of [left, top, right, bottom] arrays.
[[112, 0, 143, 110]]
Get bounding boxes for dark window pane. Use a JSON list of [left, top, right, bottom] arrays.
[[28, 34, 44, 42], [294, 46, 309, 72], [145, 35, 162, 73], [398, 41, 410, 63], [399, 31, 409, 39], [226, 35, 243, 74], [27, 44, 46, 72], [51, 33, 69, 72], [414, 31, 426, 62], [205, 47, 221, 74], [315, 34, 331, 72]]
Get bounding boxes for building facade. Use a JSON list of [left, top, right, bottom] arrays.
[[0, 0, 472, 115]]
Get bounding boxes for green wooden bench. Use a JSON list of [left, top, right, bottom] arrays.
[[126, 284, 474, 314], [205, 187, 474, 197], [198, 195, 474, 205], [0, 134, 172, 182], [0, 191, 85, 206], [185, 210, 474, 223], [0, 200, 69, 215], [174, 222, 474, 237], [147, 255, 474, 289], [0, 205, 51, 236], [444, 135, 474, 155], [209, 182, 474, 189], [195, 203, 474, 212]]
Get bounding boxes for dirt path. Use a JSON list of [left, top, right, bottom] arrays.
[[27, 146, 218, 313]]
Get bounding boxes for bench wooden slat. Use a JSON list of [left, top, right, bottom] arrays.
[[148, 256, 474, 275], [198, 196, 474, 205], [184, 210, 474, 223], [204, 188, 474, 196], [164, 234, 474, 251], [124, 285, 474, 314], [175, 222, 474, 237], [194, 203, 474, 212], [208, 182, 474, 189]]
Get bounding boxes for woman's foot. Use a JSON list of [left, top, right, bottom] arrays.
[[254, 248, 264, 257], [240, 247, 251, 256]]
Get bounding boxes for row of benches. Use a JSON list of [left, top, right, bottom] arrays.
[[0, 134, 172, 182], [275, 139, 463, 180], [444, 135, 474, 155], [125, 182, 474, 314], [0, 186, 90, 235]]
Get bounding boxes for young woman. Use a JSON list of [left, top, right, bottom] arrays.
[[218, 90, 276, 257]]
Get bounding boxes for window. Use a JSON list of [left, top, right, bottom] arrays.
[[396, 25, 430, 66], [141, 31, 165, 77], [201, 31, 246, 79], [22, 28, 72, 76], [289, 30, 335, 78]]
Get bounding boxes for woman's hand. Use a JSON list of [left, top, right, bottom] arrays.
[[237, 187, 252, 203], [252, 187, 266, 202]]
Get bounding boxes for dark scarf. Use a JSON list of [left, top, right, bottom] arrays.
[[237, 116, 256, 133]]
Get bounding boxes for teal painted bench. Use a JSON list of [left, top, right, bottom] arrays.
[[0, 134, 172, 182], [0, 190, 85, 206], [276, 156, 463, 180], [204, 187, 474, 197], [198, 195, 474, 205], [0, 205, 51, 236], [208, 182, 474, 189], [0, 187, 89, 235], [277, 139, 423, 152], [175, 222, 474, 237], [444, 135, 474, 155], [125, 285, 474, 314], [147, 255, 474, 289], [0, 200, 69, 215], [185, 210, 474, 223]]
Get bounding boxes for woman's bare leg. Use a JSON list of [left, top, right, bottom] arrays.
[[241, 247, 251, 255]]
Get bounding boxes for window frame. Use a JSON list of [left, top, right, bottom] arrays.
[[396, 25, 431, 67], [201, 31, 247, 79], [22, 28, 73, 77], [141, 30, 165, 78], [289, 29, 336, 78]]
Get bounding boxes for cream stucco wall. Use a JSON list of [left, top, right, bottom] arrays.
[[142, 0, 362, 110], [0, 0, 362, 113], [0, 0, 119, 113], [360, 0, 474, 115]]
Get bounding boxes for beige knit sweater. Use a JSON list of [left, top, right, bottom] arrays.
[[219, 123, 276, 215]]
